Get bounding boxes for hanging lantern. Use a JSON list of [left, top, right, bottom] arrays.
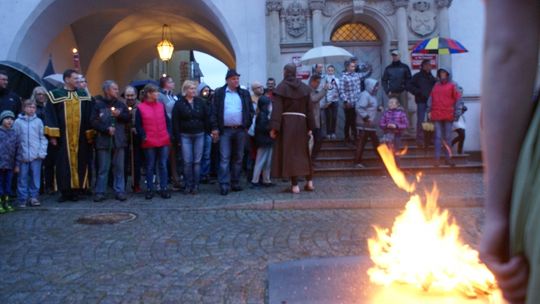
[[157, 24, 174, 61]]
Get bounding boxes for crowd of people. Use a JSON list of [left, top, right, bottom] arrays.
[[0, 49, 468, 208]]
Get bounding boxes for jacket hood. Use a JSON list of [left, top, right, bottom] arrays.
[[364, 78, 378, 94], [197, 82, 210, 97], [17, 113, 38, 121]]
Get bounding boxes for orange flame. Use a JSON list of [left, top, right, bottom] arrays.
[[369, 144, 498, 299]]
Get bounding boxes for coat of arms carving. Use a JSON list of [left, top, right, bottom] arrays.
[[408, 1, 437, 37], [286, 2, 307, 38]]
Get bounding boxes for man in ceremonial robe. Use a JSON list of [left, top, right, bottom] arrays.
[[46, 69, 94, 202]]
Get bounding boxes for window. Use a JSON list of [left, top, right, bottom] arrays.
[[331, 23, 379, 42]]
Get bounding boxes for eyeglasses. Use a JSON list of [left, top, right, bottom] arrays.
[[125, 94, 136, 98], [35, 93, 46, 96]]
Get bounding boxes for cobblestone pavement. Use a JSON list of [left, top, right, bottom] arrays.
[[0, 173, 485, 303]]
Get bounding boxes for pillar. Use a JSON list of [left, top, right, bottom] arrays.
[[436, 0, 453, 70], [310, 0, 325, 47], [266, 1, 283, 80], [393, 0, 410, 65]]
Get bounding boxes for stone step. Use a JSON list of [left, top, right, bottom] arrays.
[[319, 145, 445, 158], [314, 153, 470, 168], [313, 162, 483, 177]]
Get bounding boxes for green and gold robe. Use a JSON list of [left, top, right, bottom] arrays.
[[46, 88, 94, 193]]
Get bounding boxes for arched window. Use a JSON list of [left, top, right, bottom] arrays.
[[331, 23, 379, 42]]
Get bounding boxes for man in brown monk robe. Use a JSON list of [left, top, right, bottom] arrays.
[[270, 64, 315, 194]]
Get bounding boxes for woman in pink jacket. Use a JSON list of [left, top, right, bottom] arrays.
[[135, 84, 172, 200], [427, 68, 461, 167]]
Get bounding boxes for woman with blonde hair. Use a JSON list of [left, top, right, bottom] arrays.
[[172, 80, 217, 194]]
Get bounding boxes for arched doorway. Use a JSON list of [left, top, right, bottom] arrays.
[[8, 0, 238, 94]]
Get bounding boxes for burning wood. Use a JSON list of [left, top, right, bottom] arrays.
[[367, 144, 498, 299]]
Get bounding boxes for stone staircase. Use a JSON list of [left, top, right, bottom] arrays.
[[313, 137, 483, 177]]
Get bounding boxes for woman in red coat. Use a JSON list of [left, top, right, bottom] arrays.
[[427, 68, 461, 166], [135, 84, 172, 200]]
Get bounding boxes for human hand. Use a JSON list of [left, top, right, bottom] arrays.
[[388, 124, 396, 129], [427, 112, 431, 120], [108, 127, 115, 136], [480, 221, 529, 304], [14, 166, 19, 174], [270, 129, 278, 139], [111, 108, 121, 117], [307, 130, 312, 137], [50, 138, 57, 146], [211, 130, 220, 142]]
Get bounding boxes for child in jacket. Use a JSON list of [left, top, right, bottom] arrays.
[[0, 110, 18, 213], [380, 97, 409, 153], [14, 100, 48, 207]]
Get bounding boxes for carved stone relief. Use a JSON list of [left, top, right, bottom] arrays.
[[285, 1, 308, 38], [408, 1, 437, 37]]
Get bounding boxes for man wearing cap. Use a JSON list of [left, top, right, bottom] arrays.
[[211, 69, 254, 195], [382, 49, 412, 131]]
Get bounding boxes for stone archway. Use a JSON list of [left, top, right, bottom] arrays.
[[8, 0, 239, 93]]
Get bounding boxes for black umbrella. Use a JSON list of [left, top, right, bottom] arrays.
[[0, 60, 45, 99], [129, 79, 159, 93]]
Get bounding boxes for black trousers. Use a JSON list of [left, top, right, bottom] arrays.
[[355, 129, 380, 164], [324, 102, 338, 135], [344, 107, 357, 142], [452, 128, 465, 154], [311, 128, 323, 161]]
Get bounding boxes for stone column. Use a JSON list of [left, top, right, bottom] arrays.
[[266, 1, 283, 79], [436, 0, 453, 70], [310, 0, 325, 47], [393, 0, 410, 65]]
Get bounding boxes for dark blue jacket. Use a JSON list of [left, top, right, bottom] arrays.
[[0, 127, 18, 169], [254, 96, 274, 148]]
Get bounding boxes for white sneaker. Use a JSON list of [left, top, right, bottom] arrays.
[[29, 198, 41, 206]]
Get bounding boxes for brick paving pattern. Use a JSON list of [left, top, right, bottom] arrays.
[[0, 173, 485, 303]]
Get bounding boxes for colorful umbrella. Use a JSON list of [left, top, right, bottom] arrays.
[[411, 37, 468, 55]]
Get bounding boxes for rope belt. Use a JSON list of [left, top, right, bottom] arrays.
[[282, 112, 306, 118]]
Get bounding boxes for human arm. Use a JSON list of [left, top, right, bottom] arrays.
[[381, 67, 390, 94], [134, 109, 146, 141], [38, 121, 48, 159], [479, 1, 539, 303], [114, 102, 131, 124]]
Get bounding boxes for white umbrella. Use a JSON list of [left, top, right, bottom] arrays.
[[43, 73, 64, 88], [300, 45, 354, 65]]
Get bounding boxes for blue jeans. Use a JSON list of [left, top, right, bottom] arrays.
[[144, 146, 169, 191], [181, 133, 204, 190], [17, 159, 42, 202], [200, 134, 212, 179], [218, 128, 247, 187], [434, 121, 453, 161], [95, 148, 125, 194], [416, 102, 427, 145], [0, 169, 13, 196]]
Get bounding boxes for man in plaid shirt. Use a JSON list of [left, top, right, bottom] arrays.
[[340, 60, 362, 144]]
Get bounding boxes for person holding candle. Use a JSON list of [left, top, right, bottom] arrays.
[[90, 80, 131, 202]]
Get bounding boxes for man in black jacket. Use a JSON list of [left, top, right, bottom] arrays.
[[382, 50, 412, 129], [407, 59, 436, 147], [90, 80, 131, 202], [212, 69, 254, 195], [0, 71, 21, 116]]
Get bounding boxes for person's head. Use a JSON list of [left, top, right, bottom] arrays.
[[437, 68, 450, 83], [345, 60, 356, 73], [159, 75, 175, 91], [251, 81, 265, 97], [0, 110, 15, 129], [364, 78, 379, 95], [197, 82, 211, 98], [0, 70, 8, 90], [326, 65, 336, 75], [421, 59, 432, 73], [283, 63, 297, 79], [225, 69, 240, 90], [31, 86, 48, 105], [314, 64, 324, 75], [76, 75, 88, 89], [266, 78, 276, 91], [388, 97, 400, 110], [309, 74, 322, 89], [63, 69, 79, 90], [102, 80, 119, 100], [142, 84, 159, 102], [22, 99, 37, 116], [391, 49, 400, 62], [181, 80, 197, 98], [124, 86, 137, 103], [350, 56, 358, 64]]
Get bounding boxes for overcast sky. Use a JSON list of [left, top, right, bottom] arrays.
[[193, 51, 228, 90]]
